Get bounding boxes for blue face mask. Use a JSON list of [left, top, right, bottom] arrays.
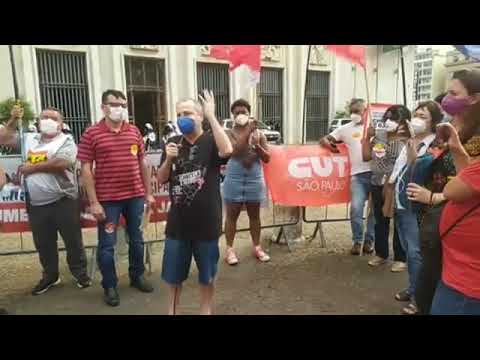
[[177, 116, 195, 135]]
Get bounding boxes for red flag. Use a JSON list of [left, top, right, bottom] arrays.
[[210, 45, 262, 90], [210, 45, 261, 72], [324, 45, 366, 68]]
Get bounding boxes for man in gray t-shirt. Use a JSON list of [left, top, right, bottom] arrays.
[[24, 132, 78, 206], [0, 105, 90, 295]]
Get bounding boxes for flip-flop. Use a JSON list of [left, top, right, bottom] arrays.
[[395, 290, 411, 302], [402, 303, 418, 315]]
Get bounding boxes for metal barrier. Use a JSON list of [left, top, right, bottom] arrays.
[[0, 201, 301, 281], [230, 202, 300, 249], [302, 203, 350, 248], [302, 202, 372, 250]]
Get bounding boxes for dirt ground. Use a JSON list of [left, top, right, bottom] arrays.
[[0, 205, 408, 315]]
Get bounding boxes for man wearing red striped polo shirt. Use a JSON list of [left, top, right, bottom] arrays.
[[78, 89, 155, 307]]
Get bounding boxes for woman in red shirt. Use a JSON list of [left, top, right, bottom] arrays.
[[431, 111, 480, 315]]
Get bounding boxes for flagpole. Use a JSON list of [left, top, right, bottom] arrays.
[[8, 46, 19, 99], [301, 45, 312, 144], [361, 62, 373, 257], [8, 45, 25, 162], [400, 46, 407, 106], [363, 66, 373, 136]]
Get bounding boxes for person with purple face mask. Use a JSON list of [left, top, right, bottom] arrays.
[[405, 69, 480, 315]]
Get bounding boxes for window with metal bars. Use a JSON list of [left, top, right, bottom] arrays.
[[257, 67, 283, 136], [36, 49, 91, 143], [305, 70, 330, 142], [125, 56, 168, 137], [196, 62, 230, 121]]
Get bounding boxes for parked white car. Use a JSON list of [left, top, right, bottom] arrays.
[[328, 118, 351, 133]]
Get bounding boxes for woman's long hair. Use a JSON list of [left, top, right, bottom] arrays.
[[459, 101, 480, 143]]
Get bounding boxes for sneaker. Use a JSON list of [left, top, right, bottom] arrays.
[[32, 277, 61, 296], [350, 243, 362, 256], [104, 288, 120, 307], [363, 242, 375, 254], [76, 275, 92, 289], [368, 256, 387, 267], [130, 275, 154, 293], [391, 261, 407, 273], [225, 247, 239, 266], [253, 246, 270, 262]]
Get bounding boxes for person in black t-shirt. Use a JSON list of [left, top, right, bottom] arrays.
[[157, 90, 232, 315]]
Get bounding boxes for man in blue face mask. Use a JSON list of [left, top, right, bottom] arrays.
[[157, 90, 233, 315]]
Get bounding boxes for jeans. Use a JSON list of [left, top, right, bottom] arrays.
[[350, 172, 375, 244], [395, 208, 422, 297], [97, 197, 146, 289], [431, 281, 480, 315], [27, 197, 88, 281], [371, 185, 406, 261], [415, 230, 442, 315]]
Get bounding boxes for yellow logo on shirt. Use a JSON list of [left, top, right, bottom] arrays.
[[352, 132, 362, 139], [27, 151, 48, 164], [373, 143, 386, 158], [130, 144, 138, 156]]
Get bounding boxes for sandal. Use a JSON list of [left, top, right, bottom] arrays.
[[395, 289, 411, 302], [225, 248, 239, 266], [253, 246, 270, 262], [402, 302, 418, 315]]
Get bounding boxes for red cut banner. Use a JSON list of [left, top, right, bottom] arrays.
[[263, 144, 351, 207]]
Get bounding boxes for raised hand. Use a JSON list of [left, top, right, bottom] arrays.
[[199, 90, 216, 120]]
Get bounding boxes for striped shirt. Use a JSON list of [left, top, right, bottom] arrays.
[[77, 119, 146, 202]]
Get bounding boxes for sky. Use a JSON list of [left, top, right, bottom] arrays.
[[417, 45, 454, 51]]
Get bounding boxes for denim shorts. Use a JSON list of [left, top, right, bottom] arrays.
[[161, 238, 220, 286], [223, 158, 266, 203]]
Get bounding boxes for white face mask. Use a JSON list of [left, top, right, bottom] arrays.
[[148, 133, 156, 142], [234, 114, 249, 126], [410, 117, 427, 135], [384, 119, 399, 133], [122, 108, 129, 122], [109, 106, 124, 122], [350, 113, 362, 124], [39, 118, 60, 136]]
